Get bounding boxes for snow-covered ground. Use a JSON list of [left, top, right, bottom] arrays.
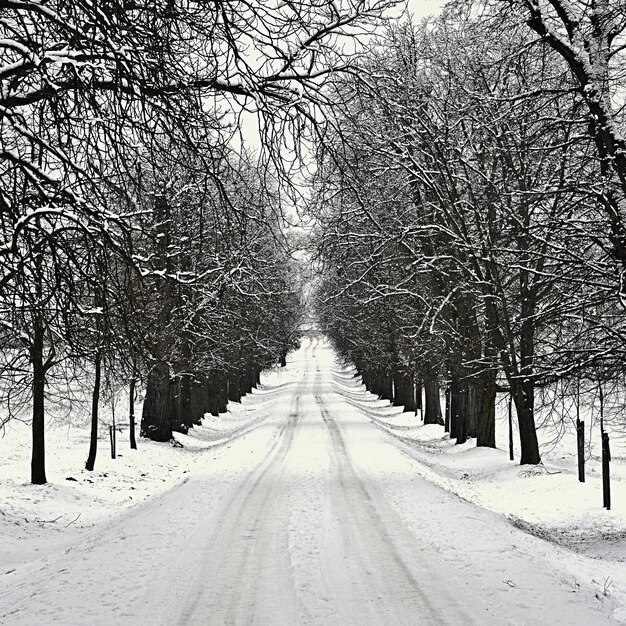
[[2, 337, 626, 623], [338, 368, 626, 563], [0, 362, 302, 569]]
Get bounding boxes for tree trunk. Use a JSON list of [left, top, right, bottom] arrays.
[[449, 369, 463, 441], [85, 350, 102, 471], [178, 373, 193, 431], [141, 361, 173, 441], [217, 372, 229, 413], [228, 371, 242, 403], [415, 372, 423, 416], [392, 367, 404, 407], [476, 369, 497, 448], [477, 311, 498, 448], [30, 320, 47, 485], [392, 367, 416, 413], [454, 377, 482, 445], [423, 359, 444, 425], [189, 378, 206, 425], [368, 370, 375, 393], [238, 370, 246, 398], [424, 375, 443, 425], [444, 383, 451, 433], [380, 371, 393, 401], [206, 375, 220, 417], [483, 273, 539, 462], [403, 371, 417, 413], [168, 376, 183, 433], [467, 382, 479, 439], [455, 378, 469, 445], [110, 397, 117, 460], [372, 371, 381, 396], [512, 377, 540, 464], [450, 291, 483, 443], [514, 297, 540, 464], [362, 369, 371, 392], [508, 394, 514, 461], [242, 364, 253, 394]]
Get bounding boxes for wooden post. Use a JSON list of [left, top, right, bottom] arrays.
[[111, 397, 117, 459], [576, 419, 585, 483], [109, 426, 115, 460], [508, 393, 514, 462], [129, 376, 137, 450]]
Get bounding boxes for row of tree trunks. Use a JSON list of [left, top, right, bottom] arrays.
[[365, 369, 393, 401], [361, 366, 418, 414], [445, 290, 498, 447], [450, 370, 478, 445], [448, 367, 496, 447], [141, 361, 265, 441], [227, 363, 261, 403], [359, 363, 443, 421], [359, 354, 495, 449]]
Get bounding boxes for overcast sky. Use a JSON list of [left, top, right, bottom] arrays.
[[407, 0, 447, 19], [238, 0, 449, 154]]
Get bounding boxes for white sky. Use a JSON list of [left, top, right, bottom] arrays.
[[238, 0, 448, 154], [407, 0, 448, 20]]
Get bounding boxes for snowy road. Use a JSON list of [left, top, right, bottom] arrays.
[[0, 338, 620, 624]]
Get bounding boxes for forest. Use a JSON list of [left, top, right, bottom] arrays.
[[2, 0, 626, 487]]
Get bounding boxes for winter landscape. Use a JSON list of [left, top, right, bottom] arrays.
[[3, 339, 626, 624], [4, 0, 626, 624]]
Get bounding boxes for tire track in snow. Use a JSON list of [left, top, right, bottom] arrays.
[[315, 364, 475, 625], [175, 340, 317, 625]]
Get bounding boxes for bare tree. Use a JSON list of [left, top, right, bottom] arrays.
[[312, 4, 626, 465], [496, 0, 626, 288]]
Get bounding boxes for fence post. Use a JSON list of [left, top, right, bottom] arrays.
[[577, 418, 585, 483], [109, 425, 116, 460]]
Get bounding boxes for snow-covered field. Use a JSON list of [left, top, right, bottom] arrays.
[[339, 371, 626, 563], [0, 363, 302, 569], [2, 337, 626, 623]]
